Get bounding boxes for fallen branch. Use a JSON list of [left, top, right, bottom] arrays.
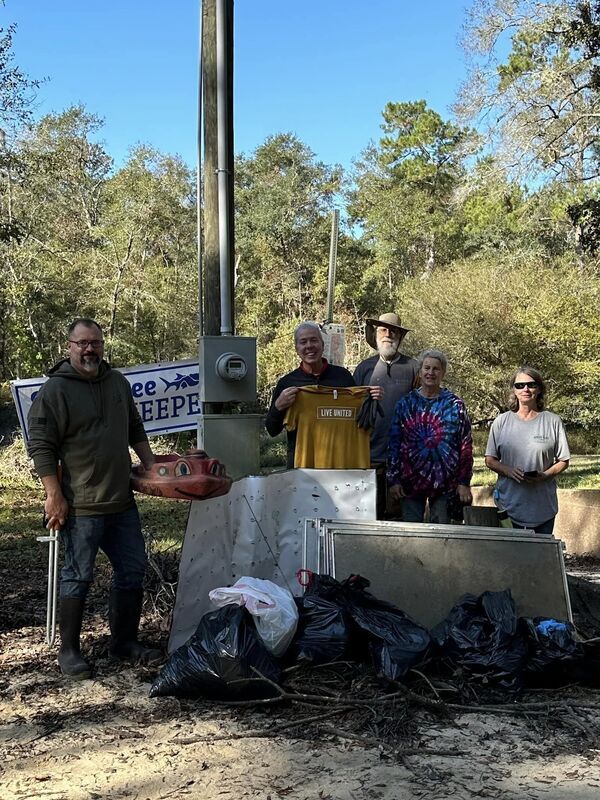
[[19, 723, 63, 746], [409, 668, 442, 700], [317, 725, 466, 758], [171, 707, 351, 744], [390, 681, 448, 713], [448, 700, 600, 715]]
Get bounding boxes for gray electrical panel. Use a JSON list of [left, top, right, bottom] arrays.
[[198, 336, 256, 402], [197, 414, 262, 479]]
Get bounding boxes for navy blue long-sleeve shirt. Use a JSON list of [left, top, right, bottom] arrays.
[[265, 363, 355, 468]]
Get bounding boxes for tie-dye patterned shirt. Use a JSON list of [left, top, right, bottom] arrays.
[[387, 388, 473, 498]]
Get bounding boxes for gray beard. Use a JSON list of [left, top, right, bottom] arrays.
[[79, 357, 100, 373], [378, 342, 399, 360]]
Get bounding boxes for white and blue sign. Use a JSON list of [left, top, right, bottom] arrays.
[[10, 359, 201, 442]]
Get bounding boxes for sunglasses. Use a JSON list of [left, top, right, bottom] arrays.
[[513, 381, 540, 390]]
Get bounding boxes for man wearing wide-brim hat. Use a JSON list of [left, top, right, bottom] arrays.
[[354, 312, 418, 518]]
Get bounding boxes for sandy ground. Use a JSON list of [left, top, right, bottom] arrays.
[[2, 549, 600, 800], [2, 616, 600, 800]]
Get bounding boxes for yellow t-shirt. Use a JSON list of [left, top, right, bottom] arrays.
[[284, 386, 371, 469]]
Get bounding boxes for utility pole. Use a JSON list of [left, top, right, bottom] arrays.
[[195, 0, 261, 479], [226, 0, 235, 329], [325, 209, 340, 323], [322, 209, 345, 366], [200, 0, 234, 336], [201, 0, 220, 336]]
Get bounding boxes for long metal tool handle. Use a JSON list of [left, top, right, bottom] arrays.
[[49, 528, 59, 645], [36, 528, 60, 646]]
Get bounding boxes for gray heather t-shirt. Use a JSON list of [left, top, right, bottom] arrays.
[[353, 354, 418, 463], [485, 410, 570, 527]]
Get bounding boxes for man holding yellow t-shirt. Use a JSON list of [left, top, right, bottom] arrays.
[[265, 322, 382, 469]]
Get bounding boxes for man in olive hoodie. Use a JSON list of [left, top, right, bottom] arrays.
[[28, 318, 160, 679]]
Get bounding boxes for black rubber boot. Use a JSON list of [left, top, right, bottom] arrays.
[[108, 588, 163, 666], [58, 597, 93, 680]]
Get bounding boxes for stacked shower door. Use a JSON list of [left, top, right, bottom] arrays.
[[303, 518, 572, 628]]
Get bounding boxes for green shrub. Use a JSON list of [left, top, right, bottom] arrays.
[[260, 430, 287, 468], [0, 435, 39, 490], [563, 427, 600, 455]]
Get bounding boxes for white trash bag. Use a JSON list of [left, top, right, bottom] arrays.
[[209, 577, 299, 657]]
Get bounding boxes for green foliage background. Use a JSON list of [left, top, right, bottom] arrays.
[[0, 0, 598, 430]]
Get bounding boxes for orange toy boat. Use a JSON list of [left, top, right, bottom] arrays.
[[131, 449, 232, 500]]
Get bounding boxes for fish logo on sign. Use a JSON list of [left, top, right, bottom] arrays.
[[160, 372, 200, 391]]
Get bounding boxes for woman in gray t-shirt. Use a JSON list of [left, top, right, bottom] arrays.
[[485, 366, 570, 534]]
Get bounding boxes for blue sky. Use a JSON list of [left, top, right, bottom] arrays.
[[5, 1, 470, 171]]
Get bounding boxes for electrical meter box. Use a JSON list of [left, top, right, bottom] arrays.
[[198, 336, 257, 402]]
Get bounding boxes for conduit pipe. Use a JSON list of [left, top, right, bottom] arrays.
[[215, 0, 233, 335]]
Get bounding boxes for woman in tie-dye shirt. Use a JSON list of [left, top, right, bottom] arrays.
[[387, 349, 473, 524]]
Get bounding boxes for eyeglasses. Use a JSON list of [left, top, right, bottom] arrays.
[[513, 381, 539, 390], [69, 339, 104, 349]]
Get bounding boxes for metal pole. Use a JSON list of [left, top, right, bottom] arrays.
[[325, 209, 340, 323], [216, 0, 232, 335], [201, 0, 220, 336], [50, 529, 59, 644], [197, 0, 205, 336], [37, 528, 59, 646]]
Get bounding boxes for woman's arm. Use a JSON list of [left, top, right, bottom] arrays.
[[455, 401, 473, 503], [525, 459, 569, 483], [386, 398, 407, 490], [485, 455, 525, 483], [456, 401, 474, 484]]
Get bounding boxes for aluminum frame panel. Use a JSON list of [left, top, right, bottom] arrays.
[[318, 520, 571, 628]]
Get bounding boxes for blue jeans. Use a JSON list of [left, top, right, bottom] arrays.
[[60, 506, 147, 599], [402, 494, 450, 524], [512, 517, 555, 536]]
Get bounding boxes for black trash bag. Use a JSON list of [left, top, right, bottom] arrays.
[[577, 640, 600, 687], [432, 589, 528, 690], [337, 575, 432, 681], [303, 573, 352, 602], [150, 605, 281, 700], [522, 617, 584, 687], [348, 601, 432, 682], [288, 593, 353, 664]]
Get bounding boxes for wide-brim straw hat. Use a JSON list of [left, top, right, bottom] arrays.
[[365, 312, 410, 349]]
